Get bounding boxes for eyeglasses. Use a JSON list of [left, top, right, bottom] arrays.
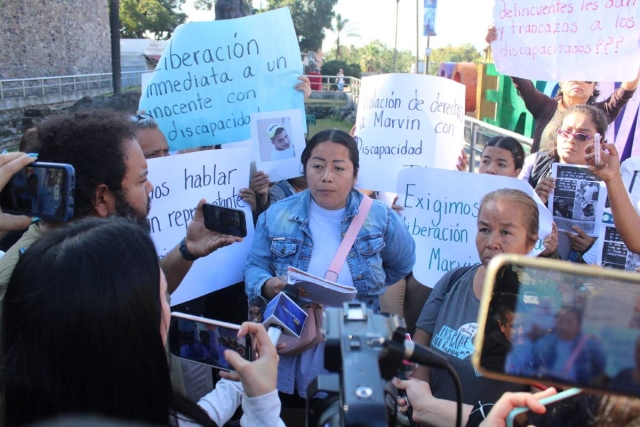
[[557, 128, 593, 143]]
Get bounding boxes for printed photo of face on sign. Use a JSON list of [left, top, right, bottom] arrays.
[[250, 109, 306, 182], [258, 117, 295, 162]]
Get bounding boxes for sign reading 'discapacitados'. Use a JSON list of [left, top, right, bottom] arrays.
[[354, 74, 465, 192], [491, 0, 640, 81], [397, 168, 553, 287], [139, 7, 305, 150]]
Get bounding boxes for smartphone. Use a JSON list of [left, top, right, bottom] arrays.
[[474, 254, 640, 399], [505, 387, 583, 427], [202, 203, 247, 237], [169, 312, 252, 371], [594, 133, 602, 166], [0, 162, 75, 222]]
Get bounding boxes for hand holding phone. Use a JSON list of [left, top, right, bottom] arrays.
[[218, 322, 279, 397], [0, 161, 75, 222], [594, 133, 602, 166], [202, 203, 247, 238]]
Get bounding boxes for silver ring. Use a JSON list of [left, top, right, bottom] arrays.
[[402, 396, 409, 406]]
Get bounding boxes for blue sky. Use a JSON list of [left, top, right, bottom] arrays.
[[182, 0, 495, 55]]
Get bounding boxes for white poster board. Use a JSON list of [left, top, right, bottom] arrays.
[[251, 109, 305, 181], [147, 149, 254, 306], [397, 168, 553, 287], [491, 0, 640, 81], [354, 74, 466, 192]]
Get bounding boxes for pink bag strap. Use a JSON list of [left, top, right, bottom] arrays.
[[324, 195, 373, 282]]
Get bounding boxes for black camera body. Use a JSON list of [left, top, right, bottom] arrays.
[[306, 302, 408, 427]]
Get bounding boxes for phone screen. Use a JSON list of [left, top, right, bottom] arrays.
[[169, 313, 251, 371], [476, 256, 640, 398], [202, 204, 247, 237], [0, 162, 74, 221]]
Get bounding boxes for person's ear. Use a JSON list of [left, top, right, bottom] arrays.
[[514, 168, 522, 177], [92, 183, 116, 218], [527, 234, 539, 253]]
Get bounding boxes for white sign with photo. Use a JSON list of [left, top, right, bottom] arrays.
[[490, 0, 640, 81], [355, 73, 466, 192], [251, 109, 305, 182], [549, 163, 606, 237], [397, 168, 553, 287], [146, 148, 255, 306]]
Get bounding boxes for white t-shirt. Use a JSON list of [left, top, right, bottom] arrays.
[[307, 200, 354, 286], [270, 146, 295, 161]]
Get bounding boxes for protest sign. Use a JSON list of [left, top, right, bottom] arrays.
[[355, 74, 466, 192], [147, 148, 254, 306], [251, 109, 305, 182], [549, 164, 605, 236], [397, 168, 553, 286], [491, 0, 640, 81], [139, 8, 305, 150]]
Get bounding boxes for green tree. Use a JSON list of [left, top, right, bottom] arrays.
[[331, 13, 360, 60], [429, 43, 483, 64], [120, 0, 187, 40], [268, 0, 338, 52]]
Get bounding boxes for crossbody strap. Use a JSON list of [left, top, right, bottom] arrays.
[[324, 195, 373, 282]]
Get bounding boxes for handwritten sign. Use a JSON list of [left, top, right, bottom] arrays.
[[491, 0, 640, 81], [251, 109, 306, 182], [354, 74, 466, 192], [397, 168, 553, 287], [139, 8, 305, 150], [147, 148, 254, 306]]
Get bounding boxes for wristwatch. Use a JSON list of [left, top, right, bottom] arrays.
[[179, 237, 199, 261]]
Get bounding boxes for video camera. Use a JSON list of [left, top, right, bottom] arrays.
[[306, 302, 454, 427]]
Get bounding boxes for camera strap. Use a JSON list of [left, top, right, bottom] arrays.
[[325, 195, 373, 282]]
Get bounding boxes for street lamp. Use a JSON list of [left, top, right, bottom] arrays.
[[393, 0, 399, 72]]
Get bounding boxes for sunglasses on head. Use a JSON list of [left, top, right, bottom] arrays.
[[130, 113, 153, 122], [557, 128, 593, 142]]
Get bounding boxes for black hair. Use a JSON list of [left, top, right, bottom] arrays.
[[482, 136, 526, 170], [564, 104, 609, 136], [19, 127, 40, 153], [272, 127, 286, 139], [3, 217, 217, 427], [35, 110, 135, 219], [301, 129, 359, 178]]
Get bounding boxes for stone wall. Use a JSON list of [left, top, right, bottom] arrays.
[[0, 0, 111, 79]]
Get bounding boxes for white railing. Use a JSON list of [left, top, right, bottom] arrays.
[[304, 74, 361, 97], [0, 71, 147, 100]]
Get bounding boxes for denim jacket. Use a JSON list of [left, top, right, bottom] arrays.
[[244, 189, 415, 312]]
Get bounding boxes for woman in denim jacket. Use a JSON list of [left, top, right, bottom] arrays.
[[244, 129, 415, 420]]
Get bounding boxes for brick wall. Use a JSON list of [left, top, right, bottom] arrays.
[[0, 0, 111, 79]]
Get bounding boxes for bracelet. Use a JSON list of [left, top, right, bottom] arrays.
[[179, 237, 199, 262]]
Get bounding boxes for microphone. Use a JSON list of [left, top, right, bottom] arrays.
[[262, 285, 308, 346], [402, 339, 449, 369]]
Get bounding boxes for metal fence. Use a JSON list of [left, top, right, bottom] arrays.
[[0, 71, 146, 100], [304, 75, 361, 97], [464, 116, 533, 172]]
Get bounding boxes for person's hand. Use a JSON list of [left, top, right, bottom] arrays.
[[540, 222, 558, 256], [0, 153, 37, 237], [456, 148, 469, 172], [250, 171, 270, 209], [262, 276, 285, 299], [535, 176, 555, 204], [219, 322, 279, 397], [585, 142, 621, 184], [392, 377, 437, 424], [239, 188, 257, 213], [479, 388, 557, 427], [486, 25, 498, 44], [391, 196, 404, 215], [295, 76, 312, 101], [566, 225, 596, 253], [349, 125, 357, 137], [185, 199, 242, 258]]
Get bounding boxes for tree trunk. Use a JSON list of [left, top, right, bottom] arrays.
[[109, 0, 122, 94]]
